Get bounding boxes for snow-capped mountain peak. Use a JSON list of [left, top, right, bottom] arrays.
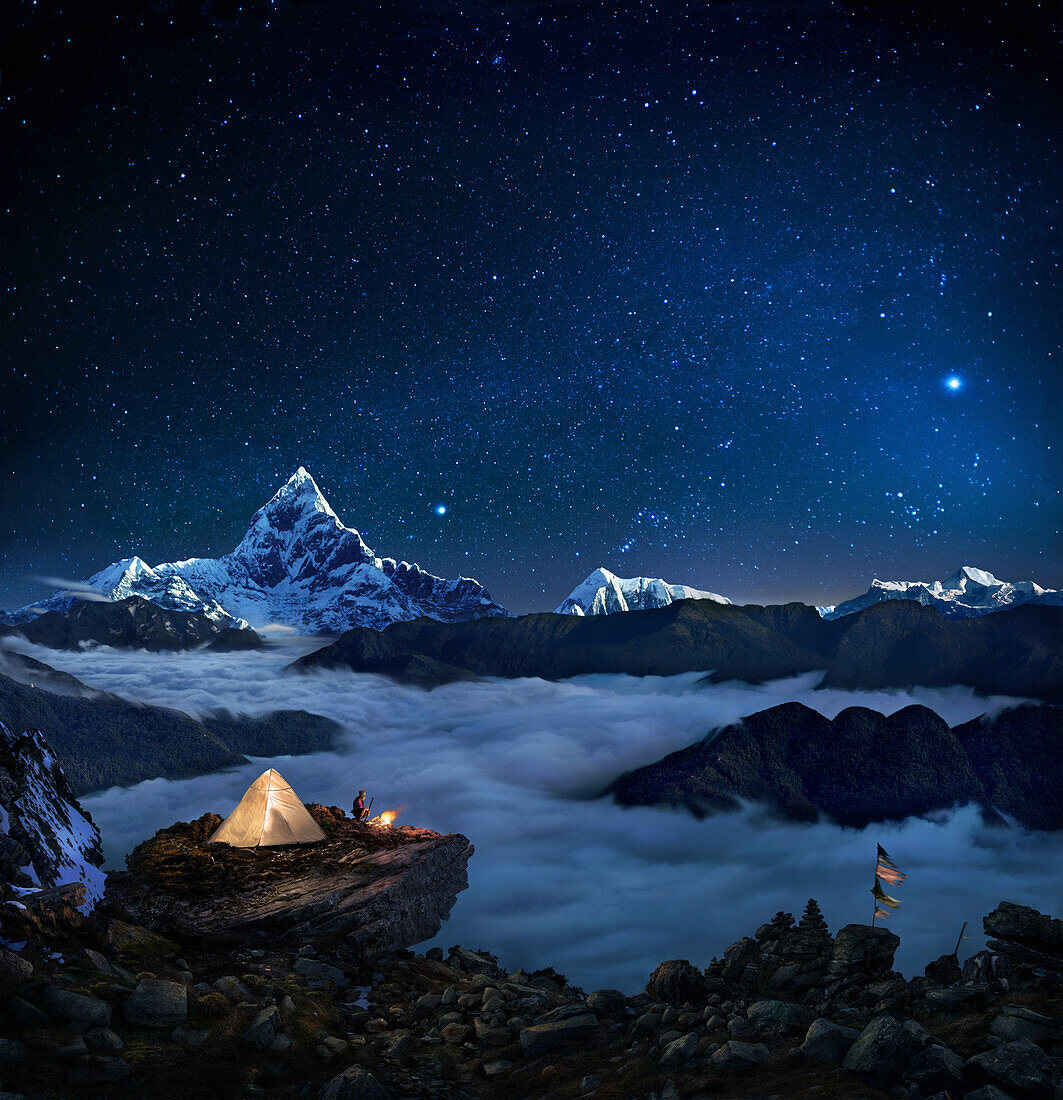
[[87, 556, 159, 597], [257, 466, 338, 524], [556, 567, 731, 616], [21, 469, 508, 634], [821, 565, 1062, 619]]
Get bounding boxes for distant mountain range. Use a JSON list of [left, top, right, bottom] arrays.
[[5, 467, 1058, 632], [558, 564, 1061, 620], [608, 700, 1063, 830], [14, 469, 508, 633], [818, 565, 1063, 620], [555, 567, 730, 615]]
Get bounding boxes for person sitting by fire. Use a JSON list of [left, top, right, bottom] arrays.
[[353, 789, 371, 822]]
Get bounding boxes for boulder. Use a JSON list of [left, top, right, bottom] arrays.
[[746, 999, 812, 1036], [211, 975, 250, 1003], [989, 1004, 1061, 1045], [34, 984, 112, 1028], [659, 1032, 699, 1067], [967, 1038, 1057, 1097], [903, 1044, 966, 1097], [923, 953, 962, 985], [84, 1027, 124, 1053], [829, 924, 899, 977], [293, 958, 347, 990], [965, 1087, 1024, 1100], [983, 902, 1063, 957], [0, 948, 33, 984], [440, 1023, 472, 1044], [123, 978, 188, 1028], [646, 960, 705, 1003], [721, 937, 760, 982], [586, 988, 626, 1019], [841, 1014, 920, 1089], [800, 1018, 860, 1063], [318, 1065, 389, 1100], [709, 1040, 770, 1072], [520, 1014, 598, 1058], [242, 1006, 281, 1051]]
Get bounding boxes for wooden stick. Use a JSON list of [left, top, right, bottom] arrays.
[[952, 921, 967, 957]]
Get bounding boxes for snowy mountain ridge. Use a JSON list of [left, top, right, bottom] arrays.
[[818, 564, 1063, 620], [556, 567, 732, 616], [21, 468, 508, 634]]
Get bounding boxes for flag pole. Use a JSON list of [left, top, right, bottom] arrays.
[[867, 874, 877, 969], [953, 921, 967, 958]]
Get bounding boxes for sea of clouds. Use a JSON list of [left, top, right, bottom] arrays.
[[18, 640, 1061, 994]]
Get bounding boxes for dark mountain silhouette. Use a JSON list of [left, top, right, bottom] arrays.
[[0, 654, 339, 794], [295, 598, 1063, 702], [608, 701, 1063, 830]]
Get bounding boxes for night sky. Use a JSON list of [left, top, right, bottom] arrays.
[[2, 1, 1061, 613]]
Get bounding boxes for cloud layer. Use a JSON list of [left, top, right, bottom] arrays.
[[26, 640, 1058, 994]]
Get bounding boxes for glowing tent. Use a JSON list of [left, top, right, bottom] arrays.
[[207, 768, 326, 847]]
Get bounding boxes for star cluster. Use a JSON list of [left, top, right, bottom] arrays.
[[1, 1, 1060, 611]]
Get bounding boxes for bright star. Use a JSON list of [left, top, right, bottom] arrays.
[[946, 376, 962, 391], [434, 504, 447, 516]]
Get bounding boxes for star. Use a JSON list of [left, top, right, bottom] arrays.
[[434, 505, 447, 516], [945, 377, 963, 391]]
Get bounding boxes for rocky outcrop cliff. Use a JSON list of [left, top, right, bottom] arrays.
[[105, 807, 473, 959], [0, 720, 104, 906]]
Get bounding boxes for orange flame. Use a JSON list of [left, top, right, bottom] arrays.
[[371, 808, 402, 827]]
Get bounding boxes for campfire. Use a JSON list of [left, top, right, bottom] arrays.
[[368, 808, 402, 828]]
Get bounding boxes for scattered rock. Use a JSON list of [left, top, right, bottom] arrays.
[[242, 1006, 281, 1051], [293, 957, 347, 990], [0, 948, 33, 984], [747, 999, 813, 1035], [520, 1014, 598, 1058], [84, 1027, 124, 1053], [989, 1004, 1060, 1045], [967, 1038, 1057, 1097], [211, 975, 250, 1003], [34, 984, 111, 1028], [318, 1065, 389, 1100], [841, 1014, 920, 1089], [123, 978, 188, 1028], [903, 1044, 966, 1097], [646, 959, 705, 1003], [659, 1032, 699, 1066], [710, 1039, 770, 1072], [586, 988, 626, 1019], [923, 952, 962, 984], [800, 1017, 860, 1063], [829, 925, 899, 977]]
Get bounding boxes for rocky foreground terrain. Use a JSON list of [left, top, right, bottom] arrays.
[[1, 831, 1062, 1097], [0, 723, 1061, 1099]]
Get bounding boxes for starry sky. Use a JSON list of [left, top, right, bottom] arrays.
[[2, 1, 1061, 613]]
